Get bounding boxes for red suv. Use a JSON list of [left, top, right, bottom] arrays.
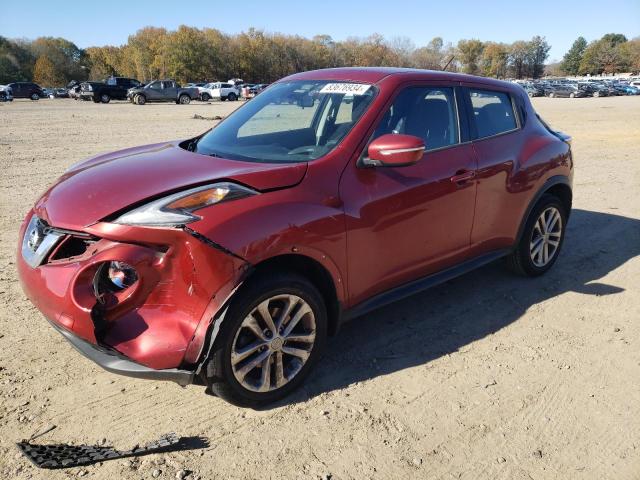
[[17, 68, 573, 407]]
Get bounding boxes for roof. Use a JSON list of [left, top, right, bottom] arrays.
[[284, 67, 512, 89]]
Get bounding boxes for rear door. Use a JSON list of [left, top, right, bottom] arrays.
[[162, 81, 177, 100], [463, 86, 525, 252]]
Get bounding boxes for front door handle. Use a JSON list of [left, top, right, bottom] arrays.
[[450, 170, 476, 184]]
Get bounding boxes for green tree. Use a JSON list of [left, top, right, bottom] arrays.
[[29, 37, 88, 81], [0, 36, 34, 83], [481, 42, 509, 78], [528, 36, 551, 78], [561, 37, 587, 75], [620, 38, 640, 72], [457, 39, 484, 75], [508, 40, 529, 78], [580, 34, 630, 75]]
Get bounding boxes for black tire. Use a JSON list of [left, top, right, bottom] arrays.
[[178, 94, 191, 105], [204, 272, 327, 408], [135, 94, 146, 105], [506, 193, 567, 277], [228, 92, 237, 101], [100, 93, 111, 104], [200, 93, 210, 101], [30, 93, 40, 101]]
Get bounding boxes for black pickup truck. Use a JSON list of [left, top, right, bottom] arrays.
[[80, 77, 142, 103], [126, 80, 199, 105]]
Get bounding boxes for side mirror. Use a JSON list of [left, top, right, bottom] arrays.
[[364, 134, 425, 167]]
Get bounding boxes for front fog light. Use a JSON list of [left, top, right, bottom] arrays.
[[108, 261, 138, 290]]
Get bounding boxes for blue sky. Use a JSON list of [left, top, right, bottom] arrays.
[[2, 0, 638, 60]]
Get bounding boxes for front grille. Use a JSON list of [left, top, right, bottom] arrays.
[[49, 235, 96, 261]]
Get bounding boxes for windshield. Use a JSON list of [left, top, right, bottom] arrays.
[[192, 80, 377, 163]]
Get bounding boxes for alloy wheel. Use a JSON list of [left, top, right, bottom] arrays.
[[529, 207, 562, 267], [231, 294, 316, 393]]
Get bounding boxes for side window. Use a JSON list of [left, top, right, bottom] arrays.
[[371, 86, 459, 151], [149, 81, 162, 90], [469, 89, 517, 138]]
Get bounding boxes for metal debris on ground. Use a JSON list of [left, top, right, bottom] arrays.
[[192, 114, 223, 120], [16, 432, 179, 469]]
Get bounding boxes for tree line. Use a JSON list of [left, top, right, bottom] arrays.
[[0, 26, 637, 87], [559, 34, 639, 76]]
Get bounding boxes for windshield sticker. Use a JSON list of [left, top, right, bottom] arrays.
[[319, 83, 371, 95]]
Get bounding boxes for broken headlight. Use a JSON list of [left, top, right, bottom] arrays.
[[113, 182, 257, 227]]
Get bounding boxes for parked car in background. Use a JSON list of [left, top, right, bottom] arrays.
[[200, 82, 240, 101], [54, 88, 69, 98], [590, 84, 609, 97], [67, 81, 82, 100], [185, 83, 207, 98], [80, 77, 142, 103], [547, 84, 588, 98], [7, 82, 46, 100], [521, 83, 544, 97], [18, 68, 573, 407], [127, 80, 199, 105], [42, 88, 55, 98], [0, 84, 13, 102]]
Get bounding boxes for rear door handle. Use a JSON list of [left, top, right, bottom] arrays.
[[450, 170, 476, 184]]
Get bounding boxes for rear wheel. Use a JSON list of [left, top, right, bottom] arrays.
[[30, 93, 40, 101], [178, 94, 191, 105], [204, 272, 327, 407], [507, 194, 567, 277]]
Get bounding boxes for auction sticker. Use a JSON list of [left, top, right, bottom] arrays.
[[319, 83, 371, 95]]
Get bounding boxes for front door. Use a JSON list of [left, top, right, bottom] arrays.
[[341, 85, 478, 306]]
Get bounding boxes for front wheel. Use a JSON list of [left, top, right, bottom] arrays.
[[204, 272, 327, 407], [506, 194, 567, 277], [227, 92, 237, 101], [100, 93, 111, 103], [200, 93, 210, 101], [135, 94, 146, 105]]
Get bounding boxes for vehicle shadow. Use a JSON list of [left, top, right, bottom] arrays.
[[280, 208, 639, 406]]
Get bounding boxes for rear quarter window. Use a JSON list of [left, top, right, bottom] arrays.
[[470, 89, 517, 139]]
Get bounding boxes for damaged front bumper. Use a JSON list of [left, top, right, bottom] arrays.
[[17, 211, 249, 383], [48, 317, 194, 386]]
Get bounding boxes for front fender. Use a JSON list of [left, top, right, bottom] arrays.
[[186, 187, 348, 305]]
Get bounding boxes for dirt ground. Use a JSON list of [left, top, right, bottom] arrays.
[[0, 95, 638, 480]]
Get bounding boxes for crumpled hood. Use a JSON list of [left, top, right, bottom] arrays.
[[34, 141, 307, 230]]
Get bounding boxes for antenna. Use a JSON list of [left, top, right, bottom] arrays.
[[442, 55, 455, 72]]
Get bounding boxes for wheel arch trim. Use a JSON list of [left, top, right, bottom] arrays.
[[514, 175, 572, 246]]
